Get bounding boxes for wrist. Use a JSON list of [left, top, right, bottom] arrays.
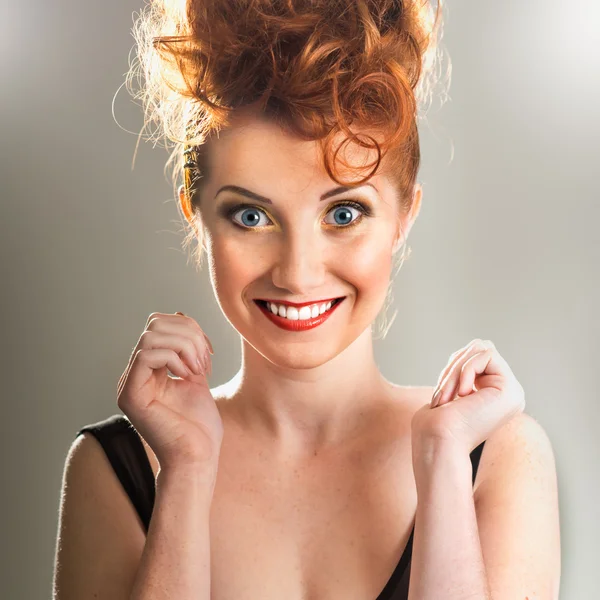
[[156, 462, 219, 495], [412, 437, 472, 488]]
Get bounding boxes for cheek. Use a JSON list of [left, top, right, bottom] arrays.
[[205, 237, 258, 308], [205, 226, 394, 308], [343, 235, 394, 299]]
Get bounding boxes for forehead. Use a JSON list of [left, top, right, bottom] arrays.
[[206, 112, 392, 196]]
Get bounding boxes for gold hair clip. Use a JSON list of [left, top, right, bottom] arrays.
[[183, 145, 196, 170]]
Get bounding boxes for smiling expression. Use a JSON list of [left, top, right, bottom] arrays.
[[180, 111, 421, 365]]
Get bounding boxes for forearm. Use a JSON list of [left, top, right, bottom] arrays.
[[408, 440, 491, 600], [129, 466, 216, 600]]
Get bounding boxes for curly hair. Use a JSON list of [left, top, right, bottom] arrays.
[[125, 0, 448, 337]]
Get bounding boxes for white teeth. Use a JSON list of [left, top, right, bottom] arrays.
[[298, 306, 311, 320], [266, 300, 336, 320]]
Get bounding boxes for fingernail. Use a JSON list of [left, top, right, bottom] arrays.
[[431, 388, 441, 407], [202, 353, 211, 377], [203, 333, 214, 355]]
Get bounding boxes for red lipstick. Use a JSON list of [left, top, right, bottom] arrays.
[[254, 297, 345, 332], [255, 297, 343, 309]]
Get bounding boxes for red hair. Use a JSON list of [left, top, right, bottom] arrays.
[[127, 0, 448, 276]]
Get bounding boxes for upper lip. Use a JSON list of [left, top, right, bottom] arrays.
[[255, 297, 345, 308]]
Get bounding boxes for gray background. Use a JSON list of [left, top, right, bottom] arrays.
[[2, 0, 598, 598]]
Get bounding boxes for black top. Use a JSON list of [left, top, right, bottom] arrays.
[[77, 414, 486, 600]]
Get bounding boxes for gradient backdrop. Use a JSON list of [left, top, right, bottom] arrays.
[[1, 0, 598, 598]]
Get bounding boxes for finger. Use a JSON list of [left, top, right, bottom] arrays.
[[439, 341, 492, 406], [431, 339, 479, 406], [140, 330, 206, 376], [456, 348, 494, 398], [432, 340, 489, 407], [433, 337, 487, 395], [117, 345, 195, 399], [434, 343, 471, 389], [117, 312, 213, 398], [118, 337, 145, 396], [118, 341, 148, 398], [172, 312, 214, 354], [118, 312, 183, 397], [148, 316, 213, 363], [437, 341, 501, 407], [118, 326, 206, 399], [458, 346, 515, 398], [118, 348, 192, 408]]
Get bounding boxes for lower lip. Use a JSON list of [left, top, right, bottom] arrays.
[[254, 298, 345, 331]]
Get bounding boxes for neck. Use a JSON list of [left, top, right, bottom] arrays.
[[219, 326, 397, 460]]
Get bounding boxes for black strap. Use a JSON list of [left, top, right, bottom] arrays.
[[471, 440, 486, 485], [77, 414, 156, 532], [76, 414, 486, 594], [375, 439, 487, 600]]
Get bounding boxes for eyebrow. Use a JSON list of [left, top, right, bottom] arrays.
[[214, 183, 378, 204]]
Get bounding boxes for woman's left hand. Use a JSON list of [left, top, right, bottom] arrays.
[[411, 339, 526, 456]]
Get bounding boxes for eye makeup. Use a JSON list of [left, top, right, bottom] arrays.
[[216, 198, 374, 231]]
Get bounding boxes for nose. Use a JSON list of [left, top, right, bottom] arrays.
[[271, 229, 327, 295]]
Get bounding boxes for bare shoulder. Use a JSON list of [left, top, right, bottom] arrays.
[[475, 411, 557, 496], [397, 386, 557, 494], [388, 383, 435, 402], [389, 384, 554, 458], [61, 433, 150, 536], [366, 383, 435, 450], [485, 410, 555, 455], [53, 433, 147, 599], [384, 385, 540, 494], [473, 412, 561, 596], [60, 433, 151, 534], [387, 383, 435, 415]]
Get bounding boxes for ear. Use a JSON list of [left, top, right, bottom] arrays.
[[393, 184, 422, 252], [178, 184, 194, 223], [410, 183, 422, 223], [179, 183, 209, 252]]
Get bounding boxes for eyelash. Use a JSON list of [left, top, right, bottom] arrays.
[[223, 200, 373, 231]]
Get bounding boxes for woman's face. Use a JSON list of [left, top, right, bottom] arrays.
[[181, 114, 421, 368]]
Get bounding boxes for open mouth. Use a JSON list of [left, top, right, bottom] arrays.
[[253, 297, 345, 312], [253, 296, 346, 330]]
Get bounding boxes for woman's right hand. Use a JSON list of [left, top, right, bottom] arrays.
[[116, 312, 223, 474]]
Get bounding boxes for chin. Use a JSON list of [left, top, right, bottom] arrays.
[[245, 325, 369, 371], [258, 345, 342, 370], [224, 294, 378, 364]]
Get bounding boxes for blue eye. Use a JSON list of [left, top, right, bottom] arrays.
[[231, 206, 271, 228], [227, 201, 371, 230], [323, 204, 363, 226]]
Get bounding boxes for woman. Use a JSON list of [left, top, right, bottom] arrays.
[[53, 1, 561, 599]]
